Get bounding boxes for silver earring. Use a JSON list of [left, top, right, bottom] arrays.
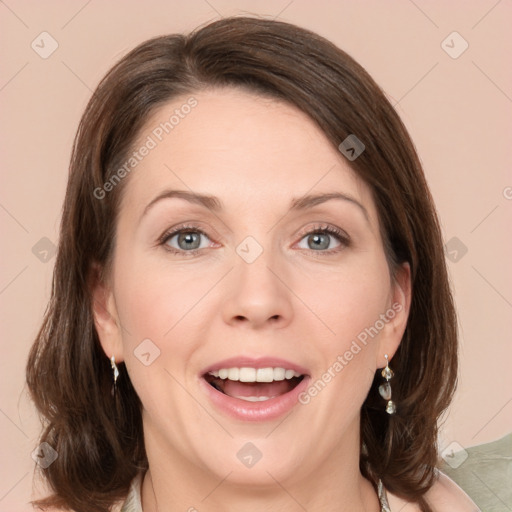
[[110, 355, 119, 397], [379, 354, 396, 415]]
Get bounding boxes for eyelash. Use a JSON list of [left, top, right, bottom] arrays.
[[157, 223, 350, 257]]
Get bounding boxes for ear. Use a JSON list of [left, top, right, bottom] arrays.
[[377, 261, 412, 367], [89, 262, 124, 362]]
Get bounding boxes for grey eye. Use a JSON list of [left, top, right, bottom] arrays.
[[307, 233, 330, 250], [297, 231, 342, 251], [177, 232, 201, 250], [166, 230, 210, 251]]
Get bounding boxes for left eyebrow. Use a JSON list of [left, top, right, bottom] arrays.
[[290, 192, 370, 223]]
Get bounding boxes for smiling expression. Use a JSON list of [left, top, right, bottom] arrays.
[[92, 87, 410, 489]]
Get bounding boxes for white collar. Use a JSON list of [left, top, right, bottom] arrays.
[[120, 472, 143, 512]]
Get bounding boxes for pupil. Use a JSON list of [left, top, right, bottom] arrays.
[[309, 233, 329, 250], [178, 232, 200, 250]]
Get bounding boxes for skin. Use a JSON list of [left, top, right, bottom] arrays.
[[93, 87, 416, 511]]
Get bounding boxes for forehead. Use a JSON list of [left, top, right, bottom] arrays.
[[118, 87, 377, 223]]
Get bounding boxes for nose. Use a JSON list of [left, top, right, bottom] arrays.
[[221, 252, 294, 329]]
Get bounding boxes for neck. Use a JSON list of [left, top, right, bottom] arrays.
[[141, 417, 381, 512]]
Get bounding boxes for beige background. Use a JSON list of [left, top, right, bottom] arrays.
[[1, 1, 511, 509]]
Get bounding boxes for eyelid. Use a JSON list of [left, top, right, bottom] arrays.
[[158, 224, 199, 242], [296, 223, 350, 241]]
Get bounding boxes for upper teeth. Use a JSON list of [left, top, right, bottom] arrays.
[[208, 367, 302, 382]]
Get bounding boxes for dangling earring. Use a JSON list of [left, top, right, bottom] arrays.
[[379, 354, 396, 415], [110, 355, 119, 397]]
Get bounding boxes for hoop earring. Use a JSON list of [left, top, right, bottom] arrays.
[[379, 354, 396, 415], [110, 355, 119, 397]]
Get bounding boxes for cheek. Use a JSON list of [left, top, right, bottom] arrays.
[[112, 255, 208, 421], [295, 260, 391, 433], [112, 252, 226, 406], [296, 253, 391, 412], [298, 255, 392, 345], [112, 251, 220, 342]]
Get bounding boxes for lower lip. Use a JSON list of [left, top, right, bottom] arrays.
[[199, 375, 311, 422]]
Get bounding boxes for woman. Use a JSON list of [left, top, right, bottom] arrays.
[[26, 16, 479, 512]]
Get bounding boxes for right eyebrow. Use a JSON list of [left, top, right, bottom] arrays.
[[142, 189, 222, 221]]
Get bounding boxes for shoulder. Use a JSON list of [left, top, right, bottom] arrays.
[[423, 470, 480, 511], [386, 470, 480, 512], [421, 470, 481, 511]]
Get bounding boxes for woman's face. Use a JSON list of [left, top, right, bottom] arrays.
[[94, 88, 410, 488]]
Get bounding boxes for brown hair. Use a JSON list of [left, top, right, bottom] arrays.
[[26, 16, 457, 512]]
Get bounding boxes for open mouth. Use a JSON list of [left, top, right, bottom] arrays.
[[203, 367, 306, 402]]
